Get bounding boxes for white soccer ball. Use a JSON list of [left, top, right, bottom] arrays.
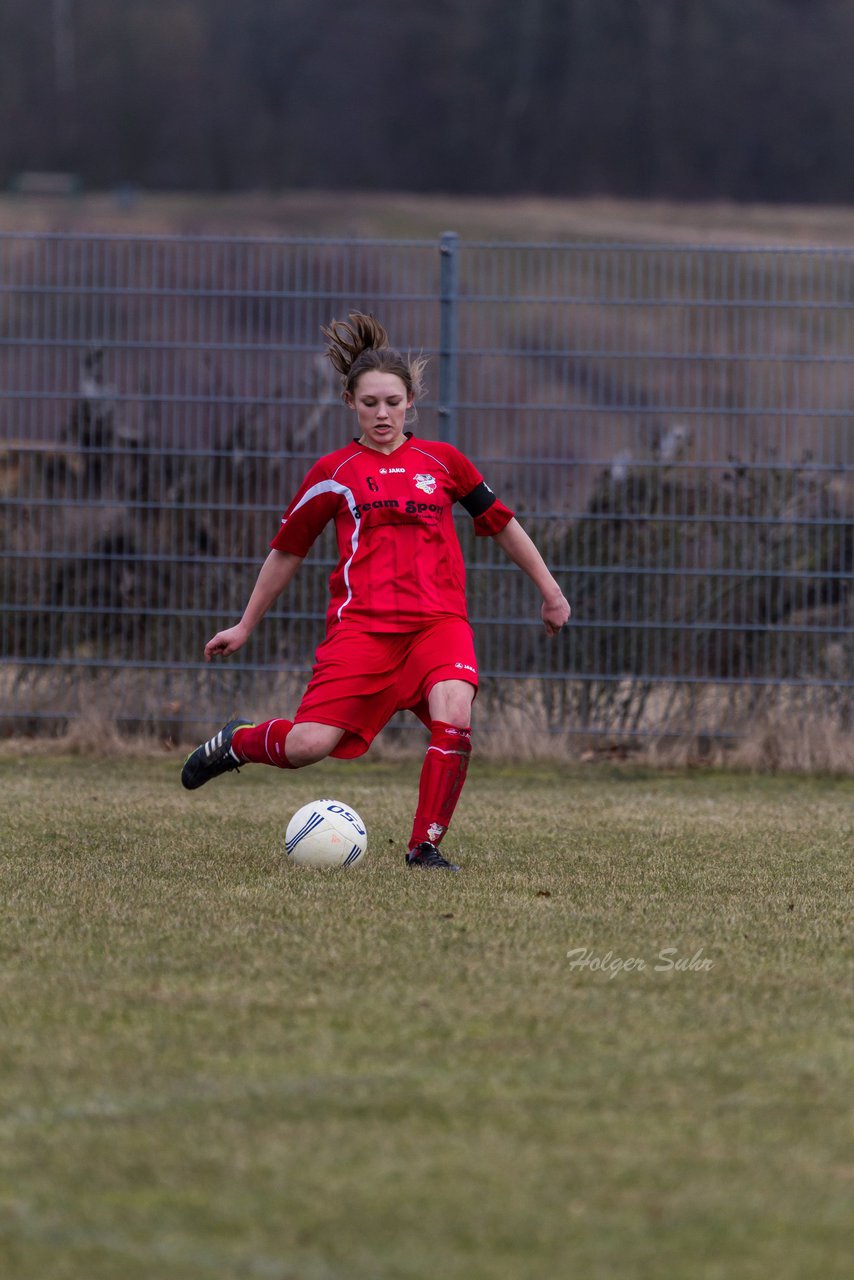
[[285, 799, 368, 869]]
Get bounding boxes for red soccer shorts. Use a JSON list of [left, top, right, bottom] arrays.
[[293, 616, 478, 759]]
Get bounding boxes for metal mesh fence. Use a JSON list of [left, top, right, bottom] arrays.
[[1, 231, 852, 747]]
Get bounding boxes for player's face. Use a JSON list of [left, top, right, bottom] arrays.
[[347, 370, 412, 453]]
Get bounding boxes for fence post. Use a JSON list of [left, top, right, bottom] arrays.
[[438, 231, 459, 444]]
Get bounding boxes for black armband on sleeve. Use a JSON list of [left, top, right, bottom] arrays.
[[458, 481, 497, 518]]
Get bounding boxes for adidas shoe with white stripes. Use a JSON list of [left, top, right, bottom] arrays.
[[181, 719, 253, 790]]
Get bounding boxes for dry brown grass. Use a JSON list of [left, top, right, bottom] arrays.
[[725, 711, 854, 775], [6, 190, 854, 245], [3, 683, 852, 776]]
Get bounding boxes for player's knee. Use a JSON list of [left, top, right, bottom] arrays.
[[428, 679, 475, 727], [443, 704, 473, 730], [285, 722, 341, 767]]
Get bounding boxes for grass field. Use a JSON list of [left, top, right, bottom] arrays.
[[1, 754, 852, 1280]]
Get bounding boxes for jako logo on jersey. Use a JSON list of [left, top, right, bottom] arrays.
[[380, 467, 406, 475], [454, 662, 477, 674], [414, 473, 437, 494]]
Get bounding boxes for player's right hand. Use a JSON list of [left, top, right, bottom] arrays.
[[541, 593, 571, 637], [204, 624, 248, 661]]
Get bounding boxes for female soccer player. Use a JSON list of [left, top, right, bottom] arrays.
[[182, 313, 570, 870]]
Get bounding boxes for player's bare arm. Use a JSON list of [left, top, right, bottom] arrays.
[[491, 518, 570, 637], [204, 550, 304, 660]]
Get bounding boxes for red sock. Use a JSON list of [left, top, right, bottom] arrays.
[[408, 721, 472, 850], [232, 719, 298, 769]]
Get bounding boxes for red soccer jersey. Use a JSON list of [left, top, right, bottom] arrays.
[[270, 434, 514, 632]]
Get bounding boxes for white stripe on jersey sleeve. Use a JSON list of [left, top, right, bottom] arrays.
[[282, 477, 360, 621]]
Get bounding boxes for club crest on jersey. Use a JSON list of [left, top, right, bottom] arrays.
[[414, 473, 437, 495]]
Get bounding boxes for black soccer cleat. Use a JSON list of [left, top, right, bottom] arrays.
[[405, 841, 461, 872], [181, 719, 254, 790]]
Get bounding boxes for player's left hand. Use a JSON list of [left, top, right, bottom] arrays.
[[541, 594, 571, 636]]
